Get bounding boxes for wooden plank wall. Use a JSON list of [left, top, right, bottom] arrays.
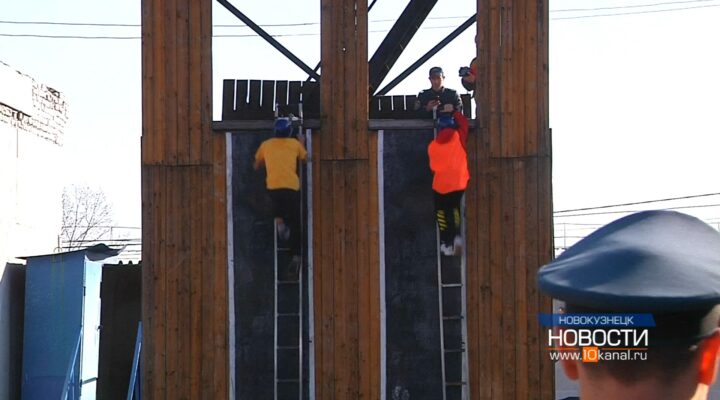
[[466, 0, 554, 399], [221, 79, 472, 120], [315, 0, 381, 399], [141, 0, 229, 398], [221, 79, 320, 120], [370, 94, 472, 119]]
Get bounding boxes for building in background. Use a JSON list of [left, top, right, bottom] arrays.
[[0, 60, 68, 400]]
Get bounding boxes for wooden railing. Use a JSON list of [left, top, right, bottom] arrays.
[[221, 79, 472, 121]]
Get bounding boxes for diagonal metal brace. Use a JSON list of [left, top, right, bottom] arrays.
[[216, 0, 321, 81], [375, 14, 476, 96], [368, 0, 438, 95]]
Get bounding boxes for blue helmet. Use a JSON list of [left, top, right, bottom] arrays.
[[436, 115, 456, 130], [274, 118, 293, 137]]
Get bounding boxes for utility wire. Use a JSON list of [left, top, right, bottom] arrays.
[[4, 1, 718, 29], [0, 25, 464, 40], [554, 192, 720, 213], [555, 203, 720, 218], [0, 33, 139, 39], [0, 15, 468, 28], [552, 3, 720, 20], [553, 0, 719, 12]]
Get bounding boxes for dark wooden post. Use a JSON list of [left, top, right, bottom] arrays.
[[466, 0, 554, 398], [315, 0, 381, 399], [141, 0, 229, 398]]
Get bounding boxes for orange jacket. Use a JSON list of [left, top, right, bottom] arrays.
[[428, 112, 470, 194]]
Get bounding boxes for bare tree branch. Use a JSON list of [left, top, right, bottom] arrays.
[[60, 185, 114, 250]]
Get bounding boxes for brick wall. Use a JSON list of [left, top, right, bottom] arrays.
[[0, 62, 68, 146]]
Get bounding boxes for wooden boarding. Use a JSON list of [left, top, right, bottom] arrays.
[[221, 79, 321, 120], [143, 0, 551, 398], [141, 0, 227, 399], [463, 0, 554, 399], [314, 0, 380, 398], [220, 79, 472, 121]]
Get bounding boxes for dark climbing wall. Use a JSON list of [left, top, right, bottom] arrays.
[[231, 127, 457, 399], [383, 129, 443, 399], [98, 264, 141, 400], [231, 132, 310, 400]]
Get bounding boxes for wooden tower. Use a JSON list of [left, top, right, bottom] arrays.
[[141, 0, 552, 398]]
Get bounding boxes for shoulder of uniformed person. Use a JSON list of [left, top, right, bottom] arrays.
[[438, 87, 457, 98], [418, 88, 435, 97], [415, 89, 434, 108]]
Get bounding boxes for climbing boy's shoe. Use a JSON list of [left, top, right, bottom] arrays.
[[453, 235, 463, 256], [277, 223, 290, 241], [288, 255, 302, 277], [281, 226, 291, 241], [440, 243, 455, 257]]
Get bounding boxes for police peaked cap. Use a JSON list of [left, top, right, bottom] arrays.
[[538, 210, 720, 312], [538, 210, 720, 344]]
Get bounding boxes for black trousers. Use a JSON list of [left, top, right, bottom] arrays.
[[269, 188, 301, 256], [433, 190, 464, 246]]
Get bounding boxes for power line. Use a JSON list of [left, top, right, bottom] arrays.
[[555, 203, 720, 218], [0, 33, 139, 39], [0, 20, 315, 27], [554, 192, 720, 213], [0, 15, 468, 28], [0, 25, 464, 40], [552, 3, 720, 20], [1, 0, 718, 30], [0, 20, 138, 27], [553, 222, 604, 226], [552, 0, 719, 12]]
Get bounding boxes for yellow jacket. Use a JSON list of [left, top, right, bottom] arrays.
[[255, 138, 307, 190]]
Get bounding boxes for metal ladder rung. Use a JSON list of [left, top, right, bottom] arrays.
[[441, 283, 462, 288], [277, 312, 300, 317], [437, 208, 469, 400], [273, 114, 305, 400], [444, 348, 466, 353]]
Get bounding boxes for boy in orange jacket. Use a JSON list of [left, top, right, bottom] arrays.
[[428, 111, 469, 256]]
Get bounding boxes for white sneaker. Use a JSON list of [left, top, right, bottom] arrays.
[[440, 243, 455, 256], [277, 222, 290, 241], [281, 226, 291, 241], [453, 235, 463, 255], [289, 255, 301, 275]]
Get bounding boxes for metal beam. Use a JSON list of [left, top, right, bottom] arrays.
[[375, 14, 476, 96], [368, 0, 438, 95], [305, 61, 321, 83], [216, 0, 321, 81]]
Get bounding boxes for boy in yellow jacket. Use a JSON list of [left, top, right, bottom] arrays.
[[254, 118, 307, 263]]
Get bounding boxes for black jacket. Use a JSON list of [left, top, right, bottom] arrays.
[[414, 87, 463, 118]]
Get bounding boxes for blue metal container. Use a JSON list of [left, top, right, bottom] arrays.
[[21, 245, 119, 400]]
